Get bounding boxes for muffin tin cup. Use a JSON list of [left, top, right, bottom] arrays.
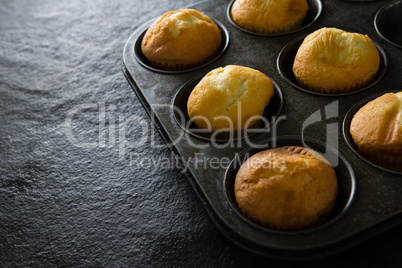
[[226, 0, 322, 37], [134, 18, 230, 73], [172, 74, 283, 142], [277, 35, 388, 96], [224, 135, 356, 234], [374, 1, 402, 49], [343, 89, 402, 175]]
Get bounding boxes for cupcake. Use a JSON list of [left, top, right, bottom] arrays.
[[187, 65, 274, 131], [292, 28, 380, 94], [141, 9, 222, 70], [235, 146, 338, 230], [230, 0, 309, 34], [350, 91, 402, 170]]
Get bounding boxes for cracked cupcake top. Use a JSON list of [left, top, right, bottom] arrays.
[[235, 146, 338, 230], [141, 9, 222, 70], [293, 27, 380, 93], [231, 0, 308, 34], [187, 65, 274, 131], [350, 91, 402, 153]]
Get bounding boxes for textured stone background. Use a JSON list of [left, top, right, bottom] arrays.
[[0, 0, 401, 267]]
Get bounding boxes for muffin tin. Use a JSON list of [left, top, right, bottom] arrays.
[[122, 0, 402, 259]]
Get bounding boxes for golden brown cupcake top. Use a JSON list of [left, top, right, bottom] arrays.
[[187, 65, 274, 131], [231, 0, 308, 34], [293, 28, 380, 93], [235, 146, 338, 230], [350, 92, 402, 154], [141, 9, 222, 70]]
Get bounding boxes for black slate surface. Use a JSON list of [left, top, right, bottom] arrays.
[[1, 0, 401, 267]]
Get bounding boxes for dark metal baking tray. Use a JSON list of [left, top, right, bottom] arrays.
[[122, 0, 402, 259]]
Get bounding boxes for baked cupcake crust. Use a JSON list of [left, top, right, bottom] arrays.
[[141, 9, 222, 70], [187, 65, 274, 131], [231, 0, 308, 34], [293, 28, 380, 94], [350, 92, 402, 166], [235, 146, 338, 230]]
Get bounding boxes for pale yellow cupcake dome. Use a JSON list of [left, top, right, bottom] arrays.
[[141, 9, 222, 70], [350, 91, 402, 170], [234, 146, 338, 230], [293, 27, 380, 94], [230, 0, 309, 34], [187, 65, 275, 131]]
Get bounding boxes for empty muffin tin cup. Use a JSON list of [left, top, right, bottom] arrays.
[[375, 1, 402, 48], [172, 74, 283, 142], [343, 90, 402, 175], [224, 135, 356, 233], [134, 19, 230, 73], [227, 0, 322, 36], [277, 35, 388, 96]]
